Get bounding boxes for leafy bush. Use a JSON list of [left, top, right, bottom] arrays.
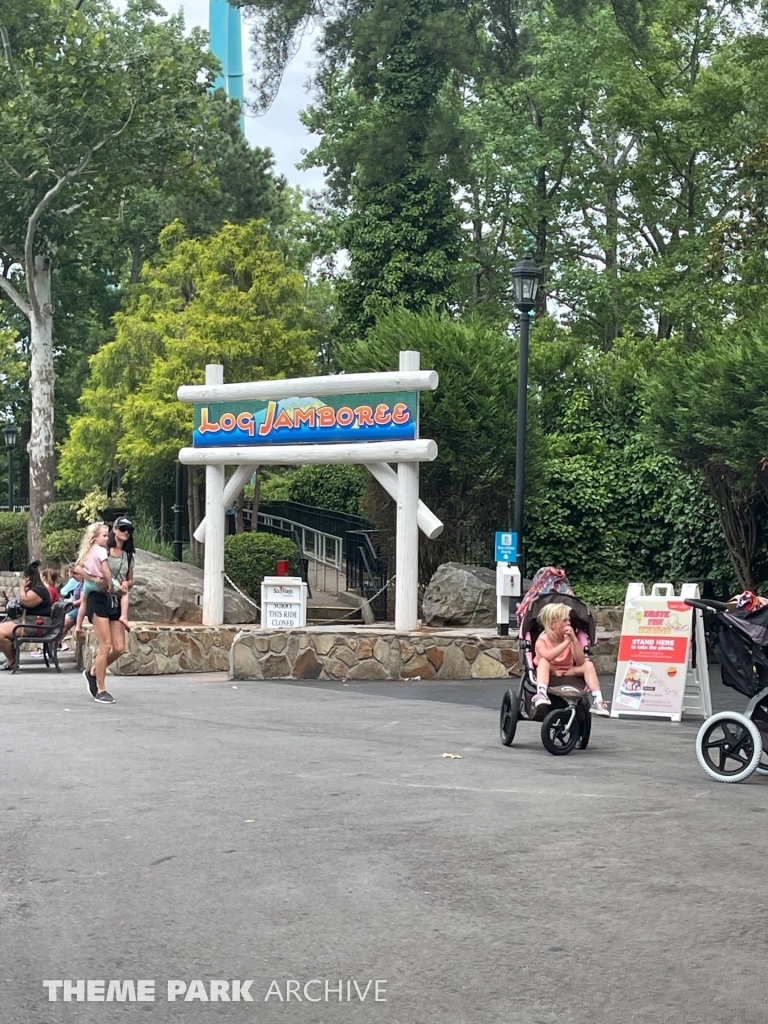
[[40, 501, 81, 536], [258, 468, 294, 501], [0, 512, 29, 570], [41, 528, 82, 566], [288, 464, 365, 515], [224, 532, 300, 599], [571, 580, 631, 606], [77, 486, 129, 525]]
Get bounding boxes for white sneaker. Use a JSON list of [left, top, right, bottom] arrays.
[[591, 700, 611, 717]]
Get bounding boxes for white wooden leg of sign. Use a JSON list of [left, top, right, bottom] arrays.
[[202, 364, 225, 626], [194, 462, 255, 544], [365, 462, 443, 539], [395, 351, 420, 631], [680, 582, 713, 719]]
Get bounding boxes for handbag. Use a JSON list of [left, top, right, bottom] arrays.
[[5, 597, 22, 619]]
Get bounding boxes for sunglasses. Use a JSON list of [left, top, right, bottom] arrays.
[[115, 524, 133, 534]]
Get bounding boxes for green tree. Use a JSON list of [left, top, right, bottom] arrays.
[[642, 315, 768, 589], [59, 220, 316, 535], [337, 306, 534, 579], [288, 465, 366, 515], [245, 0, 470, 342], [0, 0, 216, 557]]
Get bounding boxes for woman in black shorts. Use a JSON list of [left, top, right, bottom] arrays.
[[76, 522, 124, 704]]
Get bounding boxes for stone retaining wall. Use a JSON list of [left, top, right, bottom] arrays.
[[79, 623, 620, 679], [230, 628, 523, 681], [231, 628, 619, 681], [81, 624, 239, 675]]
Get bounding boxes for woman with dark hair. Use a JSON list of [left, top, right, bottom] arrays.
[[0, 561, 52, 671], [107, 517, 136, 630]]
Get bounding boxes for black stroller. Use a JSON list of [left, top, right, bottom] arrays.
[[499, 590, 597, 756], [686, 596, 768, 783]]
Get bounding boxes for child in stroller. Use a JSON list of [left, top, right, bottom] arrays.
[[533, 602, 610, 716], [500, 583, 608, 756]]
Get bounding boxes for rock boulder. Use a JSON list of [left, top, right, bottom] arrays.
[[129, 549, 258, 624], [421, 562, 497, 627]]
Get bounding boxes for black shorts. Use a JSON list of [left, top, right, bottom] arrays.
[[86, 591, 120, 622]]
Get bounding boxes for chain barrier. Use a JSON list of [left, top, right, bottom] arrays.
[[224, 573, 261, 612]]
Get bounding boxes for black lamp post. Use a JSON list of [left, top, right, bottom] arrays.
[[3, 422, 18, 512], [511, 253, 542, 581]]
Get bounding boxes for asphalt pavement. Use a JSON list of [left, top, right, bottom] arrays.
[[0, 659, 766, 1023]]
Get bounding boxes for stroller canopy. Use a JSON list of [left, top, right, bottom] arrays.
[[517, 567, 596, 645]]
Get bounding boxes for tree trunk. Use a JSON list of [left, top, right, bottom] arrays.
[[159, 492, 166, 543], [187, 467, 202, 563], [27, 256, 56, 561], [192, 469, 203, 562], [603, 148, 620, 349], [252, 472, 261, 532], [705, 470, 758, 591]]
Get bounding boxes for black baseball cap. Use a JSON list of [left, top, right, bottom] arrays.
[[113, 517, 133, 531]]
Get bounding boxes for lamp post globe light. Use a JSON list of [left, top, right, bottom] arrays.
[[3, 422, 18, 512], [510, 253, 542, 581]]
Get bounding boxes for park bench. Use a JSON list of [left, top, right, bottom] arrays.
[[9, 600, 70, 673]]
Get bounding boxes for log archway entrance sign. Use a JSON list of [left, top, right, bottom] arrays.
[[177, 351, 443, 629]]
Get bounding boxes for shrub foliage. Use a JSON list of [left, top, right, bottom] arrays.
[[224, 532, 300, 599], [0, 512, 30, 570]]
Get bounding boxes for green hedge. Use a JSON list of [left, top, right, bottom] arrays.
[[0, 512, 29, 570], [224, 532, 300, 599], [42, 528, 82, 566], [40, 501, 80, 535], [288, 464, 365, 515]]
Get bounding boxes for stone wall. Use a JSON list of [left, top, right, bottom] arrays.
[[230, 627, 521, 681], [81, 624, 239, 675], [78, 621, 621, 679], [0, 571, 20, 601]]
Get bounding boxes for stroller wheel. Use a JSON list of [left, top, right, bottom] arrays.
[[541, 708, 580, 756], [696, 712, 763, 783], [755, 748, 768, 776], [577, 709, 591, 750], [500, 689, 519, 746]]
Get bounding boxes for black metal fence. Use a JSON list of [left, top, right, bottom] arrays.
[[257, 502, 391, 619], [346, 530, 389, 620]]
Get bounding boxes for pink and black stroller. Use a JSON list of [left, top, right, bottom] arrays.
[[499, 568, 597, 756]]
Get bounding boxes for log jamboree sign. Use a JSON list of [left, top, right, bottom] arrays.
[[193, 392, 418, 447], [177, 357, 442, 630]]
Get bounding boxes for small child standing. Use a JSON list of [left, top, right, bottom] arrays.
[[533, 602, 610, 716]]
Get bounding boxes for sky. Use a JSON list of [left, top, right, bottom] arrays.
[[123, 2, 325, 193]]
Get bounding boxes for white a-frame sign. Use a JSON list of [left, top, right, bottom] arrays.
[[177, 351, 443, 628]]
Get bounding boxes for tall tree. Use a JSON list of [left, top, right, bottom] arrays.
[[244, 0, 471, 340], [0, 0, 214, 557]]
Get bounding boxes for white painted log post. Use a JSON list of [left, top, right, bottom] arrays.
[[395, 351, 421, 631], [365, 462, 443, 540], [202, 364, 225, 626]]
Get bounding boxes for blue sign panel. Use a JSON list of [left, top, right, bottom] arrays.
[[495, 531, 518, 563], [193, 392, 418, 447]]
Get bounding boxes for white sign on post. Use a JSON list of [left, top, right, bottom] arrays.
[[261, 576, 307, 629]]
